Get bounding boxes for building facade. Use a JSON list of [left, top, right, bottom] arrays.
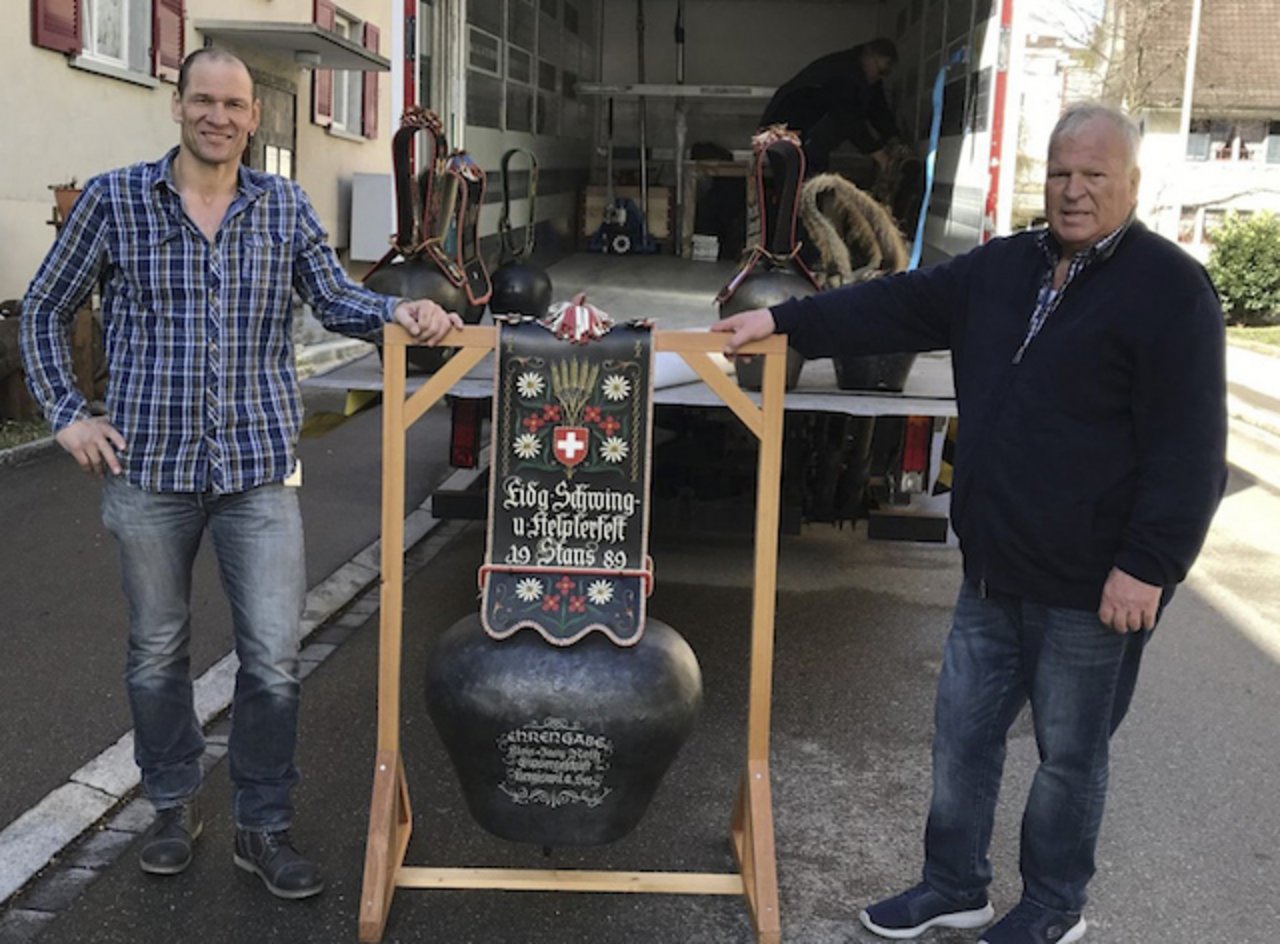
[[4, 0, 394, 303]]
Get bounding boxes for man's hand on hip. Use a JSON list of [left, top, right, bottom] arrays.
[[1098, 567, 1160, 633], [56, 416, 126, 478], [393, 299, 464, 345]]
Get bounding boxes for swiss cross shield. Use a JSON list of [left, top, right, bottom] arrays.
[[552, 426, 591, 468]]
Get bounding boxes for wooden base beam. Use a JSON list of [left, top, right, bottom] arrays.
[[396, 867, 745, 895]]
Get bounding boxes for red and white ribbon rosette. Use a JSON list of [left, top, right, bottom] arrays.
[[541, 292, 614, 344]]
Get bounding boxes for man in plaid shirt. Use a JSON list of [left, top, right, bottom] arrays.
[[21, 47, 459, 900]]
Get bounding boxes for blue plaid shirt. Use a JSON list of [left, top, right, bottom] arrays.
[[21, 148, 398, 494]]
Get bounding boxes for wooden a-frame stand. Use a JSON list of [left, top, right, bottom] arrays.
[[360, 324, 789, 943]]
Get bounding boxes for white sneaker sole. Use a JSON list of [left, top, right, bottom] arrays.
[[978, 916, 1088, 944], [859, 902, 996, 939]]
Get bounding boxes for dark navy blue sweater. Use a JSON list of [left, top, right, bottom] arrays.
[[771, 222, 1227, 611]]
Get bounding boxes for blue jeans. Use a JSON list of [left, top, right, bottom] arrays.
[[101, 477, 305, 831], [922, 580, 1149, 915]]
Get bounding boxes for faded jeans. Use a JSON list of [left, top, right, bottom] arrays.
[[922, 580, 1150, 915], [101, 477, 305, 831]]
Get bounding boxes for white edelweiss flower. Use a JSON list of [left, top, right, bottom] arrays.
[[602, 374, 630, 401], [513, 433, 542, 459], [587, 580, 614, 605], [600, 436, 629, 463], [515, 577, 544, 602], [516, 371, 546, 399]]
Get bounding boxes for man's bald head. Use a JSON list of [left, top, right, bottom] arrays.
[[177, 47, 254, 99]]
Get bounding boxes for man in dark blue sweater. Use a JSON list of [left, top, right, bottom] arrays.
[[760, 38, 901, 175], [714, 103, 1226, 944]]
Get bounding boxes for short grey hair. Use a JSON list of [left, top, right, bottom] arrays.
[[1049, 102, 1142, 167]]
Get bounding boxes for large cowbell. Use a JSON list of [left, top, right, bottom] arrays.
[[424, 301, 702, 847], [488, 148, 553, 320]]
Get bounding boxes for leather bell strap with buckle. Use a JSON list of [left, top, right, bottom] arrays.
[[479, 316, 656, 647], [427, 151, 493, 306], [498, 147, 539, 263], [365, 107, 446, 280], [715, 124, 819, 305]]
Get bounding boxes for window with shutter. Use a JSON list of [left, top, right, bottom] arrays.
[[329, 14, 364, 133], [32, 0, 82, 54], [362, 23, 380, 139], [152, 0, 183, 82], [75, 0, 151, 76], [312, 0, 337, 126]]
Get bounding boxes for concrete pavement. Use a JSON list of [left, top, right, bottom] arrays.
[[1226, 343, 1280, 438], [4, 498, 1280, 943]]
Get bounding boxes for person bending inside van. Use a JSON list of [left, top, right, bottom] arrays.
[[760, 37, 901, 176]]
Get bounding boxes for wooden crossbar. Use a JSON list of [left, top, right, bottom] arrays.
[[360, 324, 787, 943], [396, 867, 746, 895]]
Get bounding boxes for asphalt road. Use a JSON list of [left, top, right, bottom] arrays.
[[2, 393, 1279, 943], [0, 388, 455, 831]]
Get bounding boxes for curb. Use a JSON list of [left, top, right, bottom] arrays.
[[0, 436, 58, 470], [295, 338, 374, 380], [0, 458, 484, 920]]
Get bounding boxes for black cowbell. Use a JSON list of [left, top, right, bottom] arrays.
[[718, 267, 813, 391], [489, 260, 553, 320], [833, 351, 918, 392], [366, 261, 484, 373], [424, 614, 702, 847]]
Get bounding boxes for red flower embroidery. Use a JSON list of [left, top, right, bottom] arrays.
[[568, 596, 587, 613], [523, 415, 543, 432], [583, 406, 602, 424], [542, 404, 562, 421], [556, 575, 575, 595], [542, 595, 560, 612], [598, 415, 620, 436]]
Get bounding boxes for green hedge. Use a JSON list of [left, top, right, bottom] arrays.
[[1207, 212, 1280, 327]]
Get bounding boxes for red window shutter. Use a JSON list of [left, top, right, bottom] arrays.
[[152, 0, 185, 83], [314, 0, 336, 30], [313, 70, 334, 126], [312, 0, 337, 126], [31, 0, 81, 55], [362, 23, 380, 139]]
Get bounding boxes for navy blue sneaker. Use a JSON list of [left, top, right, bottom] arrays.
[[979, 900, 1086, 944], [859, 882, 995, 939]]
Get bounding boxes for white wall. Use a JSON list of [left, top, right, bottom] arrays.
[[0, 21, 173, 300]]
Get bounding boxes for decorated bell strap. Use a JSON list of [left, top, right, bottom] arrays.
[[393, 107, 446, 253], [499, 148, 539, 262], [363, 108, 446, 282], [715, 124, 819, 305], [480, 314, 656, 647], [426, 150, 493, 307]]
